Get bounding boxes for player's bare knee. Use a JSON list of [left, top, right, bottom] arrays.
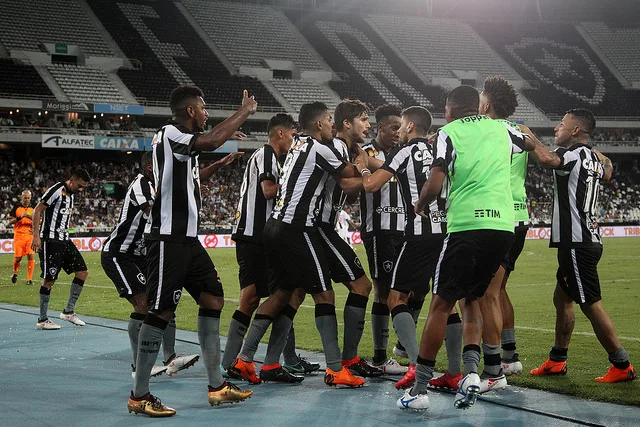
[[130, 293, 148, 314], [350, 275, 372, 296], [312, 290, 335, 305], [199, 292, 224, 311], [14, 256, 23, 263], [75, 270, 88, 281]]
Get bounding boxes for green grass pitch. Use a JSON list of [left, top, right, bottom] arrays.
[[1, 238, 639, 405]]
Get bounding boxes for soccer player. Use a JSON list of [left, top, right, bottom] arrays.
[[316, 99, 380, 377], [223, 113, 313, 383], [102, 152, 199, 380], [9, 190, 35, 286], [231, 102, 365, 388], [126, 85, 256, 417], [474, 76, 529, 392], [356, 106, 461, 392], [31, 169, 91, 330], [528, 109, 635, 383], [404, 86, 534, 411], [335, 209, 352, 247]]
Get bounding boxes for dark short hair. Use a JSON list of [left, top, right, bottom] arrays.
[[402, 106, 432, 134], [483, 76, 518, 119], [298, 102, 328, 131], [71, 168, 91, 182], [169, 85, 204, 113], [334, 99, 369, 131], [268, 113, 298, 136], [374, 104, 402, 124], [567, 108, 596, 135], [447, 85, 479, 112], [141, 151, 153, 166]]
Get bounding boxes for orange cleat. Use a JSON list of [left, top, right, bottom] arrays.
[[595, 364, 635, 383], [395, 364, 416, 389], [529, 359, 568, 376], [231, 358, 261, 384], [324, 366, 366, 388], [429, 371, 462, 390]]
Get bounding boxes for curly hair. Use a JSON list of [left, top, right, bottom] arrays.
[[482, 76, 518, 119]]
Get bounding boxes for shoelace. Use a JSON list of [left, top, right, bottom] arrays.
[[149, 395, 164, 409], [224, 381, 241, 391]]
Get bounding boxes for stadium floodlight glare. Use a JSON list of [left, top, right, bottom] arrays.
[[16, 109, 19, 113]]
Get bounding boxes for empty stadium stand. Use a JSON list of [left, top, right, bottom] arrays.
[[581, 22, 640, 85], [270, 78, 337, 112], [47, 64, 126, 103], [0, 59, 54, 98], [86, 0, 281, 107], [0, 0, 113, 57]]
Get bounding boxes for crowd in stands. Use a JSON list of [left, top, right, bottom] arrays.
[[1, 156, 639, 237], [0, 113, 141, 133]]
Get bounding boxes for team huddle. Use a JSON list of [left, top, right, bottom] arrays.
[[9, 76, 635, 418]]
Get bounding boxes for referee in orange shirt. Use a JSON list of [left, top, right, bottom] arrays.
[[8, 190, 35, 285]]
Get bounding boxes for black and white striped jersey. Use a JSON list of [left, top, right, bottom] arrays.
[[381, 137, 446, 240], [551, 144, 604, 248], [232, 144, 280, 241], [317, 138, 350, 226], [145, 121, 202, 241], [359, 141, 405, 237], [103, 174, 155, 256], [272, 134, 347, 229], [39, 182, 74, 241]]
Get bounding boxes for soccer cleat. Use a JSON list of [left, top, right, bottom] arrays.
[[131, 364, 169, 379], [36, 319, 61, 330], [231, 358, 261, 384], [165, 354, 200, 376], [530, 359, 568, 376], [283, 355, 321, 374], [393, 343, 409, 359], [373, 359, 408, 375], [429, 371, 462, 391], [208, 381, 253, 406], [324, 367, 366, 388], [478, 372, 507, 393], [260, 365, 304, 383], [397, 389, 430, 410], [454, 372, 481, 410], [127, 392, 176, 417], [343, 356, 383, 377], [502, 353, 523, 376], [11, 273, 17, 284], [59, 312, 86, 326], [26, 280, 33, 286], [395, 364, 416, 389], [595, 364, 635, 383]]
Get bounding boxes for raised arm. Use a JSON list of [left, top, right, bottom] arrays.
[[199, 152, 244, 181], [594, 149, 613, 182]]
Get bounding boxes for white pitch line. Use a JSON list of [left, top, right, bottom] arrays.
[[515, 325, 640, 343]]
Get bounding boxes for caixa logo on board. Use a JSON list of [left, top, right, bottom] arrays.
[[42, 134, 94, 149], [95, 136, 146, 151]]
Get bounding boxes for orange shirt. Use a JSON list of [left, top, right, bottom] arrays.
[[10, 205, 34, 235]]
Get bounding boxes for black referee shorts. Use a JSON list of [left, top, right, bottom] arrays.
[[556, 246, 603, 305], [317, 224, 366, 284], [362, 233, 405, 282], [390, 239, 444, 294], [39, 239, 87, 281], [432, 230, 514, 303], [501, 224, 529, 273], [101, 251, 146, 298], [235, 240, 277, 298], [263, 219, 332, 295], [146, 239, 224, 312]]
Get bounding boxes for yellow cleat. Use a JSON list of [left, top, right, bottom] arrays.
[[208, 381, 253, 406], [127, 392, 176, 417]]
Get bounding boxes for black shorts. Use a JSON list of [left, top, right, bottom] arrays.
[[556, 246, 603, 305], [433, 230, 514, 303], [318, 224, 366, 283], [363, 233, 405, 282], [101, 251, 146, 298], [263, 220, 332, 295], [235, 240, 276, 298], [39, 239, 87, 281], [391, 239, 444, 294], [146, 239, 224, 312], [502, 224, 529, 272]]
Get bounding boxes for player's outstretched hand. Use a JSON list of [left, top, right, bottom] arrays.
[[242, 90, 257, 114], [231, 131, 247, 140], [220, 152, 244, 166]]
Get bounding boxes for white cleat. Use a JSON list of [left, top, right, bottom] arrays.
[[502, 354, 523, 376], [165, 354, 200, 376], [36, 319, 61, 330], [393, 345, 408, 359], [454, 372, 481, 410], [479, 372, 507, 394], [131, 365, 169, 379], [374, 359, 408, 375], [59, 312, 86, 326], [397, 389, 430, 410]]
